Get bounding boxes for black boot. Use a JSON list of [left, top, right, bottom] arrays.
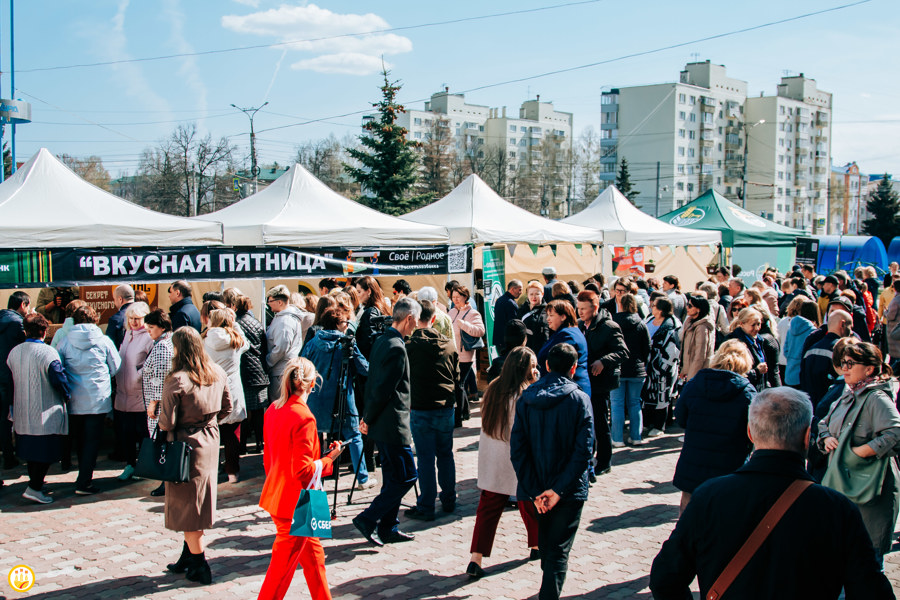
[[185, 551, 212, 585], [166, 542, 191, 574]]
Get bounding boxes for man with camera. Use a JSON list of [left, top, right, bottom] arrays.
[[353, 298, 420, 546], [405, 300, 459, 521]]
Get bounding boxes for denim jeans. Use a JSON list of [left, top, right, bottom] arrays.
[[341, 415, 370, 484], [610, 377, 644, 443], [410, 407, 456, 514]]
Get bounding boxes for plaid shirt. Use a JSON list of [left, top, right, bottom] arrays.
[[141, 333, 174, 435]]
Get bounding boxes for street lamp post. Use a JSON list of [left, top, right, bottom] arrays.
[[231, 101, 268, 194], [741, 118, 765, 209]]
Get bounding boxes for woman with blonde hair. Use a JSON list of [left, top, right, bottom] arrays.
[[672, 339, 756, 512], [115, 301, 154, 481], [518, 280, 549, 356], [203, 308, 249, 483], [725, 307, 780, 391], [160, 328, 232, 584], [467, 347, 540, 578], [258, 358, 343, 599], [223, 287, 243, 311]]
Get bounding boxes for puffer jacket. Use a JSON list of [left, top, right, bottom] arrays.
[[236, 310, 269, 389], [673, 368, 755, 493], [57, 323, 122, 415], [613, 311, 650, 378], [301, 329, 368, 433], [204, 327, 249, 424], [0, 308, 25, 389], [115, 328, 154, 412], [266, 305, 305, 378], [784, 316, 816, 386], [510, 373, 594, 501], [407, 327, 459, 411]]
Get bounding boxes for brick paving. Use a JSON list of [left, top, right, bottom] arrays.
[[1, 407, 898, 599]]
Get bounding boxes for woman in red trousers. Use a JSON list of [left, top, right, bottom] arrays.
[[466, 346, 541, 578], [258, 357, 342, 600]]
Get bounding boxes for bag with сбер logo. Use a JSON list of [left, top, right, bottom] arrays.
[[290, 460, 332, 538]]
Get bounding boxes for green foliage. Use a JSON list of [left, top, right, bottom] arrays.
[[862, 175, 900, 248], [344, 68, 424, 215], [616, 157, 639, 204]]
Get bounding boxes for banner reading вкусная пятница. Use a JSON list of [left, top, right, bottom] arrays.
[[0, 245, 473, 288]]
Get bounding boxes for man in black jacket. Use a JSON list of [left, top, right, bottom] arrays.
[[576, 289, 628, 475], [800, 310, 852, 409], [167, 280, 201, 333], [106, 284, 134, 350], [405, 300, 459, 521], [650, 387, 892, 599], [0, 291, 29, 469], [354, 298, 420, 547], [492, 279, 522, 352], [511, 343, 593, 600]]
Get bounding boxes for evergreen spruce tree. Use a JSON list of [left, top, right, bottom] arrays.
[[616, 157, 639, 204], [344, 68, 424, 215], [862, 175, 900, 248]]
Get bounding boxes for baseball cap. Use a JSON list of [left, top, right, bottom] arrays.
[[541, 266, 557, 276], [827, 296, 853, 313], [823, 275, 839, 286], [505, 319, 532, 340]]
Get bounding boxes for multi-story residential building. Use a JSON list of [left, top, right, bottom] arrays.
[[366, 89, 574, 217], [744, 74, 832, 233], [600, 61, 747, 216], [601, 63, 832, 233], [830, 162, 868, 234]]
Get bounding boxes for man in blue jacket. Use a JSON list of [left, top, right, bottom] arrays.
[[491, 279, 522, 353], [511, 343, 594, 600], [0, 291, 30, 469]]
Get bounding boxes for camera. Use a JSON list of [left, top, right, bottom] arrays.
[[369, 315, 393, 336]]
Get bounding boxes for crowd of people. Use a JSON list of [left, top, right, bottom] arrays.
[[1, 263, 899, 598]]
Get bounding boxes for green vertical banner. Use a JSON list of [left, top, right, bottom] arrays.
[[482, 246, 506, 363]]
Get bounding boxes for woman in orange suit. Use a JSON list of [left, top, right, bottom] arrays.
[[258, 357, 343, 600]]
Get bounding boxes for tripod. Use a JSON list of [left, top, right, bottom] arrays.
[[325, 333, 362, 519]]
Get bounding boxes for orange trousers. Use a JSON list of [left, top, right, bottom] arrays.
[[258, 516, 331, 600]]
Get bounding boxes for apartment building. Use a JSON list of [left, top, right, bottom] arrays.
[[830, 162, 868, 234], [744, 74, 832, 233]]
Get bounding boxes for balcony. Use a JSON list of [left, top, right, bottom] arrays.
[[816, 112, 829, 125], [796, 139, 811, 149], [701, 103, 716, 114]]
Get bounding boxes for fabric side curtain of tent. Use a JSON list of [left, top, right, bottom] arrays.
[[815, 235, 888, 273]]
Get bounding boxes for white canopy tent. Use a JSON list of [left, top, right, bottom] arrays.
[[401, 174, 603, 245], [202, 165, 449, 246], [562, 185, 721, 246], [0, 148, 223, 247]]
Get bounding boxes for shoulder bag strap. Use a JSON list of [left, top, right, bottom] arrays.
[[706, 479, 813, 600]]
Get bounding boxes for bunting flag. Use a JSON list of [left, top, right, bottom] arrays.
[[529, 244, 540, 256], [668, 245, 677, 255], [508, 243, 517, 258], [654, 246, 661, 253], [694, 245, 703, 255], [550, 244, 558, 257], [708, 244, 718, 254], [574, 244, 583, 256]]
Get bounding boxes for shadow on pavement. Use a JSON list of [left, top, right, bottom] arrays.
[[576, 574, 653, 599], [587, 503, 678, 534], [621, 480, 678, 495]]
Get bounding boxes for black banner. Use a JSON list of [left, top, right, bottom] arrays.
[[0, 245, 473, 288]]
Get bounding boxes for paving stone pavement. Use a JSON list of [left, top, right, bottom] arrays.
[[1, 406, 898, 599]]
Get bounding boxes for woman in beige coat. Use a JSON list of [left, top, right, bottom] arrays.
[[159, 328, 232, 585], [449, 285, 486, 421], [679, 295, 716, 383], [466, 347, 539, 579]]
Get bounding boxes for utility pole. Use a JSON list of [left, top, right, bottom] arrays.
[[654, 161, 660, 216], [741, 119, 765, 209], [231, 101, 268, 194]]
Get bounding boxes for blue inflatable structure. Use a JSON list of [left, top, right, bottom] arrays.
[[816, 236, 887, 274]]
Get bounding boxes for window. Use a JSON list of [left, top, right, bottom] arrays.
[[678, 129, 686, 138], [520, 126, 527, 132], [414, 132, 422, 139], [679, 111, 686, 120], [679, 93, 686, 103], [717, 143, 723, 151], [509, 125, 516, 133], [726, 186, 732, 194], [780, 106, 786, 115], [719, 127, 723, 134], [677, 182, 685, 191], [777, 171, 784, 180], [677, 164, 685, 174], [509, 138, 516, 145], [479, 125, 484, 132], [678, 147, 685, 157], [689, 96, 696, 105], [689, 113, 697, 123], [688, 130, 696, 139], [777, 187, 783, 196], [688, 148, 695, 158], [414, 118, 422, 126], [778, 138, 785, 147], [509, 151, 516, 159], [687, 165, 695, 175], [778, 155, 784, 164], [687, 183, 694, 192], [717, 177, 722, 184]]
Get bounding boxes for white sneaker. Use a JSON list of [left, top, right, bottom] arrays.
[[678, 435, 685, 443], [631, 438, 648, 446], [646, 428, 664, 438], [22, 486, 53, 504], [611, 441, 625, 448], [358, 478, 378, 490]]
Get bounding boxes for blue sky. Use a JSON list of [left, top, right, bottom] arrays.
[[5, 0, 899, 181]]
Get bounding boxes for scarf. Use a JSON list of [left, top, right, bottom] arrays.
[[736, 328, 765, 364], [848, 376, 877, 393]]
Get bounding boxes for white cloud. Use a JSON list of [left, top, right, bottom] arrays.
[[291, 53, 390, 76], [222, 3, 411, 75]]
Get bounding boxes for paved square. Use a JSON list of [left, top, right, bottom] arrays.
[[1, 408, 898, 599]]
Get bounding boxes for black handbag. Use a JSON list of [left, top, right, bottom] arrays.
[[134, 425, 192, 483], [456, 309, 485, 351]]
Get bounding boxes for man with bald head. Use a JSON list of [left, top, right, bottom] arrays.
[[651, 387, 892, 599], [106, 284, 135, 350], [800, 310, 852, 409]]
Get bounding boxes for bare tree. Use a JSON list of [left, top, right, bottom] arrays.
[[574, 126, 603, 206], [295, 133, 360, 196], [481, 145, 513, 198], [417, 113, 455, 201], [59, 154, 111, 191], [137, 124, 236, 216]]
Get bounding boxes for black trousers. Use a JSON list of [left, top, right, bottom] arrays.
[[69, 413, 105, 489], [114, 410, 148, 467], [590, 389, 611, 471], [536, 497, 584, 600], [27, 462, 51, 491], [0, 385, 14, 463], [240, 408, 266, 452]]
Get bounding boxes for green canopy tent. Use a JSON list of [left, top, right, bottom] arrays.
[[658, 189, 804, 280]]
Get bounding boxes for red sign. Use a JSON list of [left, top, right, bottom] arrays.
[[611, 247, 645, 277]]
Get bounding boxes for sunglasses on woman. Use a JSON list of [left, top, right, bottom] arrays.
[[840, 359, 861, 369]]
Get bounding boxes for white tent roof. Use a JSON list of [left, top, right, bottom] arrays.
[[401, 174, 603, 245], [202, 165, 449, 246], [0, 148, 223, 247], [561, 185, 721, 246]]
